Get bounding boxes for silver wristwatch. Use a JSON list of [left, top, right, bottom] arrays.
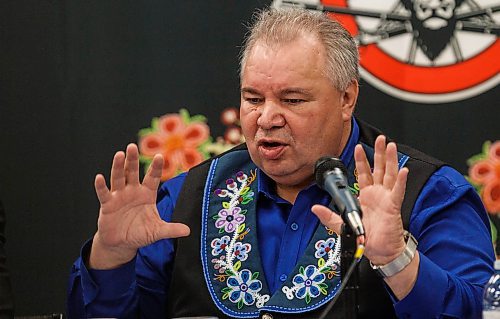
[[370, 231, 418, 278]]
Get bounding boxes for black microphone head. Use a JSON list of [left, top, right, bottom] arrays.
[[314, 156, 348, 188]]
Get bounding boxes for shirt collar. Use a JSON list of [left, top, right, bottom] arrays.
[[257, 117, 360, 199]]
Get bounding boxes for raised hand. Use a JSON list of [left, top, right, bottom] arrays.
[[89, 144, 190, 269], [312, 135, 418, 298], [312, 135, 409, 264]]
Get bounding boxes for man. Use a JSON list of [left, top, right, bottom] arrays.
[[67, 7, 494, 318]]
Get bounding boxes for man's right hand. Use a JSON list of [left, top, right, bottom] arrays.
[[89, 143, 190, 270]]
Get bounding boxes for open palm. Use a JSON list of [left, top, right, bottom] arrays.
[[312, 135, 408, 266], [90, 144, 190, 269]]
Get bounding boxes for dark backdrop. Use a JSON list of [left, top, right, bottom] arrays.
[[0, 0, 498, 315]]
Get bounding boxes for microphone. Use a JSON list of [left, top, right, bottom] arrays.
[[314, 157, 365, 236]]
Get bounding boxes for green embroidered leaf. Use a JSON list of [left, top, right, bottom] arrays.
[[299, 266, 305, 275], [150, 117, 159, 131], [305, 293, 311, 304], [318, 283, 328, 289], [240, 187, 249, 195], [219, 228, 225, 234], [482, 140, 492, 155], [191, 114, 208, 123], [318, 258, 325, 268], [226, 269, 235, 276], [234, 261, 242, 271], [212, 214, 219, 220], [222, 202, 230, 209], [222, 292, 229, 300], [138, 127, 156, 137], [251, 272, 260, 280], [237, 299, 244, 309], [221, 287, 232, 293], [240, 209, 247, 215], [320, 287, 328, 295], [467, 153, 487, 165], [320, 266, 331, 274], [179, 108, 191, 123], [237, 223, 246, 234], [241, 198, 253, 204]]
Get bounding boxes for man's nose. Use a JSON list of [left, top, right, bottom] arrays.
[[256, 101, 285, 130]]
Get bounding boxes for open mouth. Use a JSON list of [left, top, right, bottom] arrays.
[[261, 141, 283, 148], [257, 140, 287, 159]]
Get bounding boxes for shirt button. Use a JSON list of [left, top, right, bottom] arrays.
[[279, 274, 287, 282], [291, 222, 299, 231], [262, 313, 273, 319]]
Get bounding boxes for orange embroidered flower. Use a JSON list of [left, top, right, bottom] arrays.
[[138, 109, 210, 181], [468, 141, 500, 213]]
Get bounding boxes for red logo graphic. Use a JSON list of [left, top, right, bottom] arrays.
[[273, 0, 500, 103]]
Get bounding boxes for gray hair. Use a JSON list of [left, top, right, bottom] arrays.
[[240, 7, 359, 91]]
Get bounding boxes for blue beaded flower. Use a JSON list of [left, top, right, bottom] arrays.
[[292, 265, 325, 301], [227, 269, 262, 307], [314, 238, 336, 258], [210, 235, 231, 256], [233, 242, 252, 261]]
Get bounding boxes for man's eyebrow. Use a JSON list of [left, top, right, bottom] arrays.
[[240, 87, 261, 95], [280, 88, 313, 98]]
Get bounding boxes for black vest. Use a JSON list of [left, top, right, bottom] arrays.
[[167, 120, 444, 319]]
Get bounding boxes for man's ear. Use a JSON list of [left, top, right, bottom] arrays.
[[341, 80, 359, 122]]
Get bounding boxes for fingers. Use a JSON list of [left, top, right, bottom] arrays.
[[124, 144, 140, 186], [392, 167, 409, 204], [157, 222, 191, 239], [355, 136, 401, 190], [143, 153, 164, 191], [95, 174, 111, 204], [311, 204, 344, 234], [110, 151, 126, 191], [354, 144, 372, 188], [110, 144, 143, 191], [383, 142, 399, 188], [373, 135, 386, 184]]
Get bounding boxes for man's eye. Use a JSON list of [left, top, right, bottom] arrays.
[[284, 99, 305, 105], [245, 97, 262, 104]]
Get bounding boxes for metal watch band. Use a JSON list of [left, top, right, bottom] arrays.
[[370, 230, 418, 278]]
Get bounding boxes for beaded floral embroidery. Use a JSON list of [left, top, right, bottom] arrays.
[[282, 228, 341, 304], [210, 169, 270, 310]]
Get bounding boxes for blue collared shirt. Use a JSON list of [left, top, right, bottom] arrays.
[[67, 119, 495, 318]]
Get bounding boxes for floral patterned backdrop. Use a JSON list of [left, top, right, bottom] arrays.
[[467, 141, 500, 256], [138, 108, 244, 181]]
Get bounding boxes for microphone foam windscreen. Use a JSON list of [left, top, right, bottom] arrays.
[[314, 157, 348, 188]]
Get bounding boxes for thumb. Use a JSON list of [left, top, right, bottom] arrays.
[[311, 204, 344, 234], [156, 222, 191, 240]]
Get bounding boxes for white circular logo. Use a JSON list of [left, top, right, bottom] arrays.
[[272, 0, 500, 103]]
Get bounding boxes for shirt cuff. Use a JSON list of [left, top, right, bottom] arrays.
[[79, 239, 137, 305], [394, 252, 448, 318]]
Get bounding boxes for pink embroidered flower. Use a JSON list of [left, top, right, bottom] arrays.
[[138, 110, 209, 181], [215, 207, 245, 233], [211, 255, 227, 274], [468, 141, 500, 213]]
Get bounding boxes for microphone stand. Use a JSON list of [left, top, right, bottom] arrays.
[[340, 228, 360, 319], [317, 225, 363, 319]]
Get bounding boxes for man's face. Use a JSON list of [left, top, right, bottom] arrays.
[[240, 35, 357, 190]]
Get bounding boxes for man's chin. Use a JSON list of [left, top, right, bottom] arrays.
[[260, 164, 312, 187]]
